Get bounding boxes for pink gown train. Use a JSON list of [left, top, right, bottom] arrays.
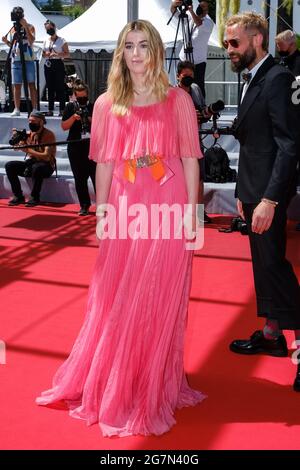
[[36, 87, 207, 437]]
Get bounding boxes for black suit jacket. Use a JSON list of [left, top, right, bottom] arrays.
[[281, 49, 300, 77], [234, 55, 299, 203]]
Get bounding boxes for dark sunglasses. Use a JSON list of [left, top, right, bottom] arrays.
[[222, 38, 240, 49], [223, 33, 257, 50]]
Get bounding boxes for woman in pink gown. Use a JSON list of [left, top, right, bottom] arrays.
[[36, 20, 206, 437]]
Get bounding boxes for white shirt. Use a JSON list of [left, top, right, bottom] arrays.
[[178, 13, 214, 64], [43, 36, 66, 59], [240, 53, 270, 103]]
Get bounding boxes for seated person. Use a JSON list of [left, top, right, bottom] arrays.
[[5, 110, 56, 207]]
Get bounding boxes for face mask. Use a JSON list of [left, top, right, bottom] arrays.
[[76, 96, 88, 106], [278, 50, 289, 57], [181, 76, 194, 87], [29, 122, 40, 132], [47, 28, 56, 36]]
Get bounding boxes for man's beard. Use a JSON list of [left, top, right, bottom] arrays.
[[230, 47, 257, 73]]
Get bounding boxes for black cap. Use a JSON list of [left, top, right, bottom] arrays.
[[30, 110, 46, 123]]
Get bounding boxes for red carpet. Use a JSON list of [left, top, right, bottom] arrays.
[[0, 199, 300, 450]]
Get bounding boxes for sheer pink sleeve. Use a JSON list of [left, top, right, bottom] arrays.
[[174, 87, 203, 159], [89, 92, 122, 163]]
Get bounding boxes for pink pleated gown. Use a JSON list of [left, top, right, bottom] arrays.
[[36, 86, 207, 437]]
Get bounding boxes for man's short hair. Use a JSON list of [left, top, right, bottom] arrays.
[[73, 79, 89, 93], [276, 29, 296, 44], [177, 60, 195, 75], [226, 11, 269, 51]]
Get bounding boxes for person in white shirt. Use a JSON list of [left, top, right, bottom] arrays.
[[170, 0, 214, 97], [42, 20, 70, 116]]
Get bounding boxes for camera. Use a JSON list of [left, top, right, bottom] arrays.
[[197, 100, 225, 122], [65, 76, 75, 97], [180, 0, 203, 15], [206, 100, 225, 115], [74, 102, 90, 135], [229, 216, 248, 235], [219, 216, 248, 236], [11, 7, 24, 23], [9, 128, 27, 146], [182, 0, 193, 7]]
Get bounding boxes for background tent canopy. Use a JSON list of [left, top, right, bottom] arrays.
[[59, 0, 220, 53]]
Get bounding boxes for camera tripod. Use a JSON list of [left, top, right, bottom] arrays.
[[167, 5, 194, 73], [3, 21, 31, 115]]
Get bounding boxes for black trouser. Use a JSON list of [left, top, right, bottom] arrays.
[[68, 140, 96, 207], [194, 62, 207, 98], [243, 201, 300, 329], [44, 60, 66, 112], [5, 159, 54, 200]]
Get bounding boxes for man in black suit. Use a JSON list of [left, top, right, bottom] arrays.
[[224, 12, 300, 391]]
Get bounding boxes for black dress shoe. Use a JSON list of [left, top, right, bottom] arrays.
[[293, 364, 300, 392], [25, 198, 40, 207], [8, 195, 25, 206], [229, 330, 288, 357], [78, 205, 90, 216]]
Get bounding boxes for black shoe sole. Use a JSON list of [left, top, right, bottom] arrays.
[[25, 202, 40, 207], [8, 201, 25, 206], [229, 344, 288, 357]]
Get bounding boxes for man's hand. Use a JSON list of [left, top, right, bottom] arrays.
[[14, 140, 27, 153], [73, 113, 82, 121], [171, 0, 183, 13], [252, 201, 275, 234]]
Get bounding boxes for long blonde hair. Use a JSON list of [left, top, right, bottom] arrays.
[[107, 20, 170, 116]]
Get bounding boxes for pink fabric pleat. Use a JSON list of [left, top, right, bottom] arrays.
[[88, 86, 203, 163]]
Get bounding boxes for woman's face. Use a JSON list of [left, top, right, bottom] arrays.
[[45, 23, 56, 36], [123, 30, 149, 76]]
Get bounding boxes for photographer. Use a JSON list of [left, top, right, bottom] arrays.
[[177, 60, 212, 222], [1, 6, 37, 116], [5, 111, 56, 206], [42, 20, 70, 117], [170, 1, 214, 97], [61, 80, 96, 216]]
